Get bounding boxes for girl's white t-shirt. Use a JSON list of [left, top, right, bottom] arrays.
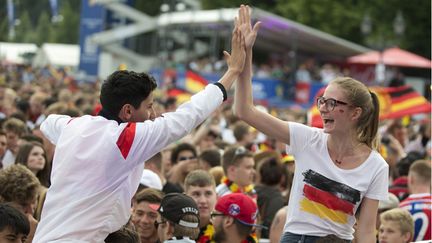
[[283, 122, 388, 240]]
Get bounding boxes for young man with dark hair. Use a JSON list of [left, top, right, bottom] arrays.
[[216, 146, 256, 199], [33, 20, 246, 241], [131, 188, 164, 243], [211, 193, 261, 243], [0, 203, 30, 243], [2, 118, 28, 168], [152, 193, 201, 242], [184, 170, 217, 243]]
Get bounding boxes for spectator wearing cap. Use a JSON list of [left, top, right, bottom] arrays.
[[211, 193, 261, 243], [131, 188, 163, 243], [216, 146, 256, 199], [151, 193, 200, 242], [136, 169, 163, 194]]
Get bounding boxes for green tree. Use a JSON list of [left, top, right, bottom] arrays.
[[52, 0, 80, 44], [35, 12, 54, 45], [15, 11, 37, 43]]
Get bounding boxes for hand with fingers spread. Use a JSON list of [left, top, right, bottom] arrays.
[[238, 4, 261, 51]]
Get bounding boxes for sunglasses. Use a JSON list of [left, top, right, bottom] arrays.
[[316, 96, 350, 111], [178, 156, 197, 161]]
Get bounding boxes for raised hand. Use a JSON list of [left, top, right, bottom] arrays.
[[223, 25, 246, 74], [238, 4, 261, 51]]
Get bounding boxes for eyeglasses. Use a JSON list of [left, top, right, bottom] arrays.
[[154, 220, 166, 228], [178, 156, 197, 161], [210, 212, 226, 219], [316, 96, 350, 111]]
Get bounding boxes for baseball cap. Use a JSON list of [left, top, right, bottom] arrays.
[[140, 169, 163, 190], [150, 193, 200, 228], [215, 193, 263, 228]]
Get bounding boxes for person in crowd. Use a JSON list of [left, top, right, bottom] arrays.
[[0, 164, 40, 242], [389, 151, 424, 201], [0, 131, 7, 168], [184, 170, 218, 243], [2, 118, 28, 168], [233, 5, 388, 242], [0, 203, 30, 243], [254, 157, 285, 239], [211, 193, 261, 243], [376, 193, 400, 232], [145, 152, 183, 194], [32, 16, 246, 242], [167, 143, 199, 189], [233, 121, 255, 148], [399, 160, 431, 241], [15, 141, 50, 187], [105, 223, 141, 243], [152, 193, 200, 243], [27, 92, 47, 130], [216, 146, 256, 199], [208, 166, 224, 187], [198, 149, 221, 171], [378, 208, 413, 243], [131, 188, 163, 243]]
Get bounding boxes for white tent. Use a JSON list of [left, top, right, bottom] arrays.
[[32, 43, 80, 67], [0, 42, 38, 64]]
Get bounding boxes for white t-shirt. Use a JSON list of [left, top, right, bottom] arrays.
[[33, 84, 224, 243], [283, 122, 388, 240]]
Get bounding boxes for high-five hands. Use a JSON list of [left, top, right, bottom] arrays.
[[238, 4, 261, 51]]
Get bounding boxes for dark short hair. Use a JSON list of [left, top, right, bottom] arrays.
[[170, 143, 197, 165], [222, 146, 253, 174], [104, 225, 140, 243], [199, 149, 221, 168], [0, 203, 30, 236], [259, 157, 283, 186], [100, 70, 157, 118]]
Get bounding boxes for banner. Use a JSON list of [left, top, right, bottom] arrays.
[[78, 0, 106, 82], [308, 85, 431, 127]]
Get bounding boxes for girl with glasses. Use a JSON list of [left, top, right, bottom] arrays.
[[233, 5, 388, 243]]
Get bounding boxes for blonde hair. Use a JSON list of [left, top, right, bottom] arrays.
[[331, 77, 380, 149], [380, 208, 414, 241]]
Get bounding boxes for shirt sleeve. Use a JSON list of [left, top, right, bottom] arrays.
[[40, 114, 72, 145], [129, 83, 224, 165], [287, 122, 321, 156], [365, 160, 389, 201]]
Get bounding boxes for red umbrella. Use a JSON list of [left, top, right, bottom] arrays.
[[347, 47, 431, 68]]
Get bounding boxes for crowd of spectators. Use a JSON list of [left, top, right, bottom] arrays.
[[0, 63, 430, 242]]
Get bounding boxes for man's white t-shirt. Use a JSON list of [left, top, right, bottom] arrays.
[[33, 84, 224, 243], [283, 122, 388, 240]]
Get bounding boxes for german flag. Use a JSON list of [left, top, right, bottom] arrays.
[[308, 85, 431, 128], [185, 70, 208, 94], [373, 85, 431, 119], [300, 170, 360, 224], [167, 88, 192, 104]]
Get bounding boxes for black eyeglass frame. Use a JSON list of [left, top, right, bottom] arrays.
[[316, 96, 350, 111], [154, 220, 167, 228]]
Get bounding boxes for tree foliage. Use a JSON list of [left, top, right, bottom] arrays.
[[0, 0, 429, 59]]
